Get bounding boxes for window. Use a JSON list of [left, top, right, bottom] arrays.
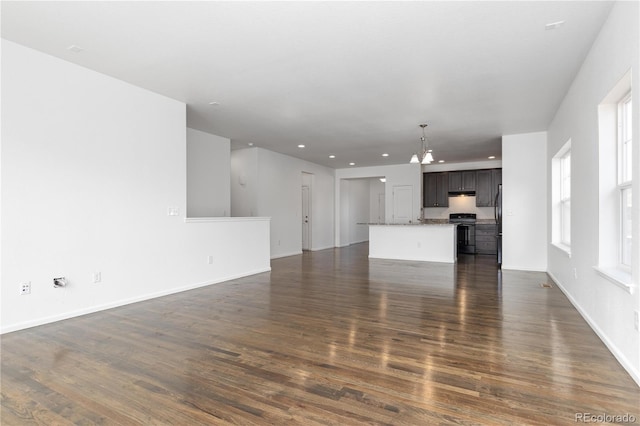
[[560, 150, 571, 246], [618, 93, 632, 268], [595, 71, 633, 292], [552, 140, 571, 253]]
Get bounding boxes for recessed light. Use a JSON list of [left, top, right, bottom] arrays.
[[349, 162, 355, 166], [329, 154, 336, 159], [382, 153, 389, 157], [438, 160, 445, 163], [380, 178, 386, 183], [248, 142, 254, 147], [209, 101, 220, 106], [298, 144, 305, 148], [488, 156, 496, 159], [67, 44, 84, 53], [545, 20, 565, 30]]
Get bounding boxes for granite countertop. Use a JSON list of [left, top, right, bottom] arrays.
[[421, 218, 497, 224], [360, 219, 496, 225], [358, 222, 456, 226], [421, 219, 448, 224]]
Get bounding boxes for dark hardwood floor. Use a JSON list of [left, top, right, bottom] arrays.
[[2, 243, 639, 425]]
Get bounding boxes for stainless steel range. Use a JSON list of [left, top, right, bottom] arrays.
[[449, 213, 476, 254]]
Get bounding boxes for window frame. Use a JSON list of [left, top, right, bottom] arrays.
[[559, 150, 571, 247], [617, 92, 632, 270], [552, 139, 572, 254], [594, 71, 633, 293]]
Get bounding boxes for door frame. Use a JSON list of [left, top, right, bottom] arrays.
[[302, 184, 311, 250], [302, 172, 313, 251]]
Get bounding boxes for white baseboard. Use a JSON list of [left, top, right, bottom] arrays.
[[350, 239, 369, 245], [310, 245, 335, 252], [502, 264, 547, 272], [1, 267, 272, 335], [270, 250, 303, 259], [547, 271, 640, 388]]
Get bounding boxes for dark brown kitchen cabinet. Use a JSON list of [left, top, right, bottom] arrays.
[[448, 171, 476, 192], [494, 168, 502, 189], [476, 168, 502, 207], [476, 170, 492, 206], [476, 224, 497, 254], [423, 172, 449, 207]]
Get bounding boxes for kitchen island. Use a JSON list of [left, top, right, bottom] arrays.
[[367, 223, 458, 263]]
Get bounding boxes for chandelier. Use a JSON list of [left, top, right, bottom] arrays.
[[409, 124, 435, 165]]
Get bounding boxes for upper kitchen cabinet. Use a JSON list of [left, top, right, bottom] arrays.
[[448, 171, 476, 192], [476, 168, 502, 207], [424, 172, 449, 207], [476, 170, 492, 206]]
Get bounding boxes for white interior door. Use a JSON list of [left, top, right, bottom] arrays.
[[392, 185, 413, 224], [302, 185, 310, 250]]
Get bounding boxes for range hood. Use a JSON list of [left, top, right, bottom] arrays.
[[448, 190, 476, 197]]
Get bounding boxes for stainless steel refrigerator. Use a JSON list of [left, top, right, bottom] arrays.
[[495, 184, 503, 266]]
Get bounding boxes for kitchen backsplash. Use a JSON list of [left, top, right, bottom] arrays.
[[422, 196, 495, 220]]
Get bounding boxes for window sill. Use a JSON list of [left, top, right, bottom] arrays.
[[593, 266, 635, 294], [551, 242, 571, 258]]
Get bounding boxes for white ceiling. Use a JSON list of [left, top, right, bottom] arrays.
[[2, 1, 612, 168]]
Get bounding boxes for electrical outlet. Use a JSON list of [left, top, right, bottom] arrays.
[[207, 255, 213, 264], [20, 282, 31, 295], [93, 272, 101, 283], [634, 311, 639, 332]]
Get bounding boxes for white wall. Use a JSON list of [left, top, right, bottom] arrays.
[[186, 128, 230, 217], [369, 178, 385, 223], [421, 160, 502, 173], [423, 197, 496, 221], [340, 179, 350, 247], [347, 179, 370, 244], [231, 147, 335, 258], [502, 132, 548, 272], [335, 164, 421, 246], [546, 1, 640, 385], [1, 40, 271, 333], [230, 148, 259, 217]]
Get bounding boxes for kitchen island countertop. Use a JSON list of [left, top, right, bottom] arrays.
[[366, 223, 457, 263], [358, 222, 455, 226]]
